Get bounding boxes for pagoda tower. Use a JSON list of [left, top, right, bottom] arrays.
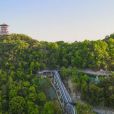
[[0, 23, 9, 35]]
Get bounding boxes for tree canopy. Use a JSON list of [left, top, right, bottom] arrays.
[[0, 33, 113, 113]]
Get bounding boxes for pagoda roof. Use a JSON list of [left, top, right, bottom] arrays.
[[0, 23, 8, 26]]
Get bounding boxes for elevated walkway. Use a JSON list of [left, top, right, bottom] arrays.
[[38, 70, 76, 114]]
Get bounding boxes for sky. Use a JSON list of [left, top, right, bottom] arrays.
[[0, 0, 114, 42]]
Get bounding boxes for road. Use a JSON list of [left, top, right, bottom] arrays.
[[78, 69, 112, 76]]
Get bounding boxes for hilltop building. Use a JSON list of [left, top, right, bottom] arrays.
[[0, 23, 9, 35]]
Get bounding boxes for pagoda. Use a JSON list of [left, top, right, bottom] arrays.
[[0, 23, 9, 35]]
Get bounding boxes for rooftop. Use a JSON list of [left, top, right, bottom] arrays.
[[0, 23, 8, 26]]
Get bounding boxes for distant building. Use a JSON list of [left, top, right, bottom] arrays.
[[0, 23, 9, 35]]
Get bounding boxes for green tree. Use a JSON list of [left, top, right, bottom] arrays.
[[77, 102, 95, 114], [9, 96, 26, 114], [42, 102, 54, 114]]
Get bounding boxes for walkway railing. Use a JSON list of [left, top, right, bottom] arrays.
[[38, 70, 76, 114]]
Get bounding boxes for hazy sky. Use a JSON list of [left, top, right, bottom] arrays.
[[0, 0, 114, 42]]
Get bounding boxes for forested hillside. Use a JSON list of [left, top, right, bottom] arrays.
[[1, 33, 113, 70], [0, 34, 113, 114]]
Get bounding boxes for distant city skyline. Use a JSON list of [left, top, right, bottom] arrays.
[[0, 0, 114, 42]]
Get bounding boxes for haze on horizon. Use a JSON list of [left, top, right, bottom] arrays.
[[0, 0, 114, 42]]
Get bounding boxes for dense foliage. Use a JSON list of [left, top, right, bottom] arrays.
[[76, 102, 95, 114], [0, 34, 113, 113], [0, 34, 62, 114], [60, 67, 114, 109]]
